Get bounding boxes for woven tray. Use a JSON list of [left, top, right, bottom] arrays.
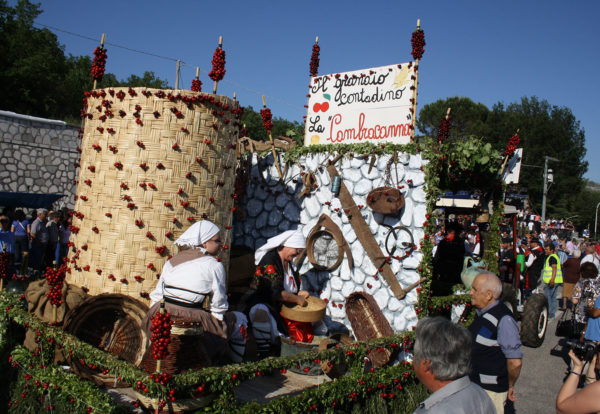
[[280, 296, 326, 323], [345, 292, 396, 367], [63, 293, 149, 387], [66, 87, 240, 301]]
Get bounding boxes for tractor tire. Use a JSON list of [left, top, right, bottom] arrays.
[[501, 283, 519, 319], [520, 293, 548, 348]]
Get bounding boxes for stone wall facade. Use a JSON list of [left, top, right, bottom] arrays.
[[233, 152, 427, 336], [0, 111, 80, 208]]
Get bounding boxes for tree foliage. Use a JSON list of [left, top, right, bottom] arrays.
[[241, 105, 304, 144]]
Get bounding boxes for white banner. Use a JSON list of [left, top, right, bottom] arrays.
[[503, 148, 523, 184], [304, 63, 417, 146]]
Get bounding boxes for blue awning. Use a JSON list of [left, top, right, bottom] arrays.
[[0, 192, 65, 209]]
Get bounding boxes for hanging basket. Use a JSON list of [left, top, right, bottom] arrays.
[[366, 187, 405, 215]]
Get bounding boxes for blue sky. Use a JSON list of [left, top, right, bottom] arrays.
[[32, 0, 599, 182]]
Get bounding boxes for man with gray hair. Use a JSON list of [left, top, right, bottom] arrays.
[[29, 208, 49, 272], [469, 271, 522, 414], [413, 317, 494, 413]]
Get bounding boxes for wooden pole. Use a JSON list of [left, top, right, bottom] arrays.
[[212, 36, 223, 94], [410, 19, 421, 140], [175, 59, 181, 90], [262, 95, 284, 180], [195, 66, 200, 79], [92, 33, 106, 90]]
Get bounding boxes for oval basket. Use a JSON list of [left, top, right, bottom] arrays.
[[280, 296, 326, 323], [366, 187, 405, 215], [306, 229, 344, 271], [63, 293, 149, 387]]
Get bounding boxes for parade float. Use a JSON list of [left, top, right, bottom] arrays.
[[0, 22, 518, 413]]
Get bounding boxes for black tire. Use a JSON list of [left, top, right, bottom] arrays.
[[501, 283, 519, 319], [520, 293, 549, 348]]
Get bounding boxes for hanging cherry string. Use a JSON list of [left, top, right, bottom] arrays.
[[309, 36, 320, 77], [90, 46, 107, 82], [504, 133, 520, 157], [0, 244, 10, 288], [209, 38, 226, 83], [191, 66, 202, 92], [260, 107, 273, 133], [45, 264, 67, 307], [437, 108, 452, 144], [150, 300, 172, 361], [411, 26, 426, 61]]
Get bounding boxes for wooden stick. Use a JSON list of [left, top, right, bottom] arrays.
[[315, 36, 319, 44], [195, 67, 200, 78], [212, 36, 223, 94], [92, 33, 106, 91], [262, 95, 284, 180], [410, 19, 421, 140]]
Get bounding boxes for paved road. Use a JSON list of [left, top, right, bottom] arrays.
[[514, 314, 571, 414]]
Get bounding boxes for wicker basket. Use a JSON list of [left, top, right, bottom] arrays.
[[63, 293, 149, 387], [345, 292, 397, 368], [66, 87, 240, 301], [280, 296, 326, 323], [366, 187, 405, 215], [139, 315, 210, 375]]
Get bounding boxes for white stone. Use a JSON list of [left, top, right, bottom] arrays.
[[264, 196, 275, 212], [405, 171, 425, 187], [339, 259, 352, 281], [397, 153, 409, 165], [359, 162, 380, 180], [388, 296, 402, 311], [343, 179, 354, 194], [329, 302, 346, 319], [412, 186, 427, 203], [287, 162, 301, 179], [377, 154, 392, 171], [268, 209, 282, 226], [402, 255, 421, 270], [409, 154, 422, 170], [400, 270, 421, 287], [283, 202, 301, 221], [401, 197, 413, 227], [330, 276, 343, 291], [275, 192, 289, 208], [413, 205, 427, 228], [374, 286, 390, 310], [315, 187, 332, 205], [342, 223, 357, 245], [320, 280, 331, 299], [330, 290, 345, 304], [451, 304, 466, 324], [341, 168, 362, 183], [304, 155, 318, 171], [364, 275, 382, 291], [353, 178, 373, 196], [413, 229, 425, 245], [300, 208, 310, 224], [246, 199, 263, 217], [303, 195, 321, 219], [341, 281, 355, 297], [352, 267, 366, 284], [318, 169, 330, 186]]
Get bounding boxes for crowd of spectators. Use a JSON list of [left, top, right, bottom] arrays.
[[0, 206, 72, 277]]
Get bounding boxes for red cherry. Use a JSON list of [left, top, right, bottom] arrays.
[[312, 103, 321, 112], [321, 102, 329, 112]]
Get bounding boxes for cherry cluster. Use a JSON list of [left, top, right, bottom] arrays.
[[191, 78, 202, 92], [411, 28, 426, 61], [208, 46, 226, 82], [45, 264, 67, 306], [0, 250, 10, 280], [310, 42, 320, 77], [90, 46, 107, 81], [504, 133, 520, 157], [150, 307, 173, 360], [437, 114, 452, 144], [149, 371, 172, 385], [260, 107, 273, 133]]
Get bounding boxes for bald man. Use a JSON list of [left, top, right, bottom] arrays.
[[469, 272, 522, 414]]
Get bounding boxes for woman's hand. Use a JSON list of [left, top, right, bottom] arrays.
[[296, 295, 308, 307], [298, 290, 310, 299], [568, 350, 585, 373]]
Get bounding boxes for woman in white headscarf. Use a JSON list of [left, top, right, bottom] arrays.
[[248, 229, 312, 357], [144, 220, 247, 365]]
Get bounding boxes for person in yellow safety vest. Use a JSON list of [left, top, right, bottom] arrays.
[[542, 243, 563, 319]]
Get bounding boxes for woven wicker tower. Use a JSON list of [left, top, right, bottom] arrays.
[[66, 87, 241, 301]]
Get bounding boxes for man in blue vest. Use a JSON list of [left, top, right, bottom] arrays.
[[469, 271, 523, 414], [543, 242, 563, 319]]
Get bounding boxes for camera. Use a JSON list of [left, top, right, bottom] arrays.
[[565, 339, 600, 362]]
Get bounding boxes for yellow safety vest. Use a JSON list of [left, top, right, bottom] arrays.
[[542, 253, 563, 284]]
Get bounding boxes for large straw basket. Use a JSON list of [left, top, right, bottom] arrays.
[[280, 296, 326, 323], [66, 87, 241, 301], [63, 293, 149, 387], [345, 292, 397, 367]]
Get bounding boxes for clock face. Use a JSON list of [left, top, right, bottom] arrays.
[[311, 231, 342, 269]]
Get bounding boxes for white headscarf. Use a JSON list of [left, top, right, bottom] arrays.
[[175, 220, 220, 251], [254, 229, 306, 265]]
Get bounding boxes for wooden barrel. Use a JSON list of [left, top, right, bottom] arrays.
[[66, 87, 241, 301]]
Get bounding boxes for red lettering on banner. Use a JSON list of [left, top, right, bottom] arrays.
[[327, 112, 410, 143]]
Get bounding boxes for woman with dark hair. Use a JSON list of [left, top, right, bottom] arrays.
[[10, 209, 29, 267]]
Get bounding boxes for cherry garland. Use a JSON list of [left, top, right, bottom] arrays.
[[260, 107, 273, 133], [150, 303, 173, 360], [437, 113, 452, 144], [45, 264, 67, 306], [309, 41, 320, 77], [0, 247, 10, 281], [208, 46, 226, 82], [90, 46, 107, 82], [410, 27, 426, 61], [191, 78, 202, 92], [504, 133, 520, 157]]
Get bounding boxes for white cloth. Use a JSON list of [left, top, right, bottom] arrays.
[[149, 255, 228, 320], [581, 254, 600, 270], [254, 229, 305, 265], [283, 266, 298, 293], [175, 220, 220, 249]]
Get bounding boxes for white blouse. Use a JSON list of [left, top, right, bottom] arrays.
[[149, 255, 228, 320]]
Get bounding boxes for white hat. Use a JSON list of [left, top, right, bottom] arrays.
[[254, 229, 305, 265], [175, 220, 220, 248]]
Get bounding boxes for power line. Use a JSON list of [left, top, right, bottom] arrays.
[[33, 22, 305, 113]]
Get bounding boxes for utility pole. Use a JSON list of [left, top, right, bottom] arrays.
[[541, 156, 559, 224], [595, 202, 600, 239]]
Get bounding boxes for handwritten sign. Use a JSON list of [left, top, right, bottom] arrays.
[[304, 63, 417, 146]]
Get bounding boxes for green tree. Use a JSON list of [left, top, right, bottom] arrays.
[[241, 106, 304, 144]]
